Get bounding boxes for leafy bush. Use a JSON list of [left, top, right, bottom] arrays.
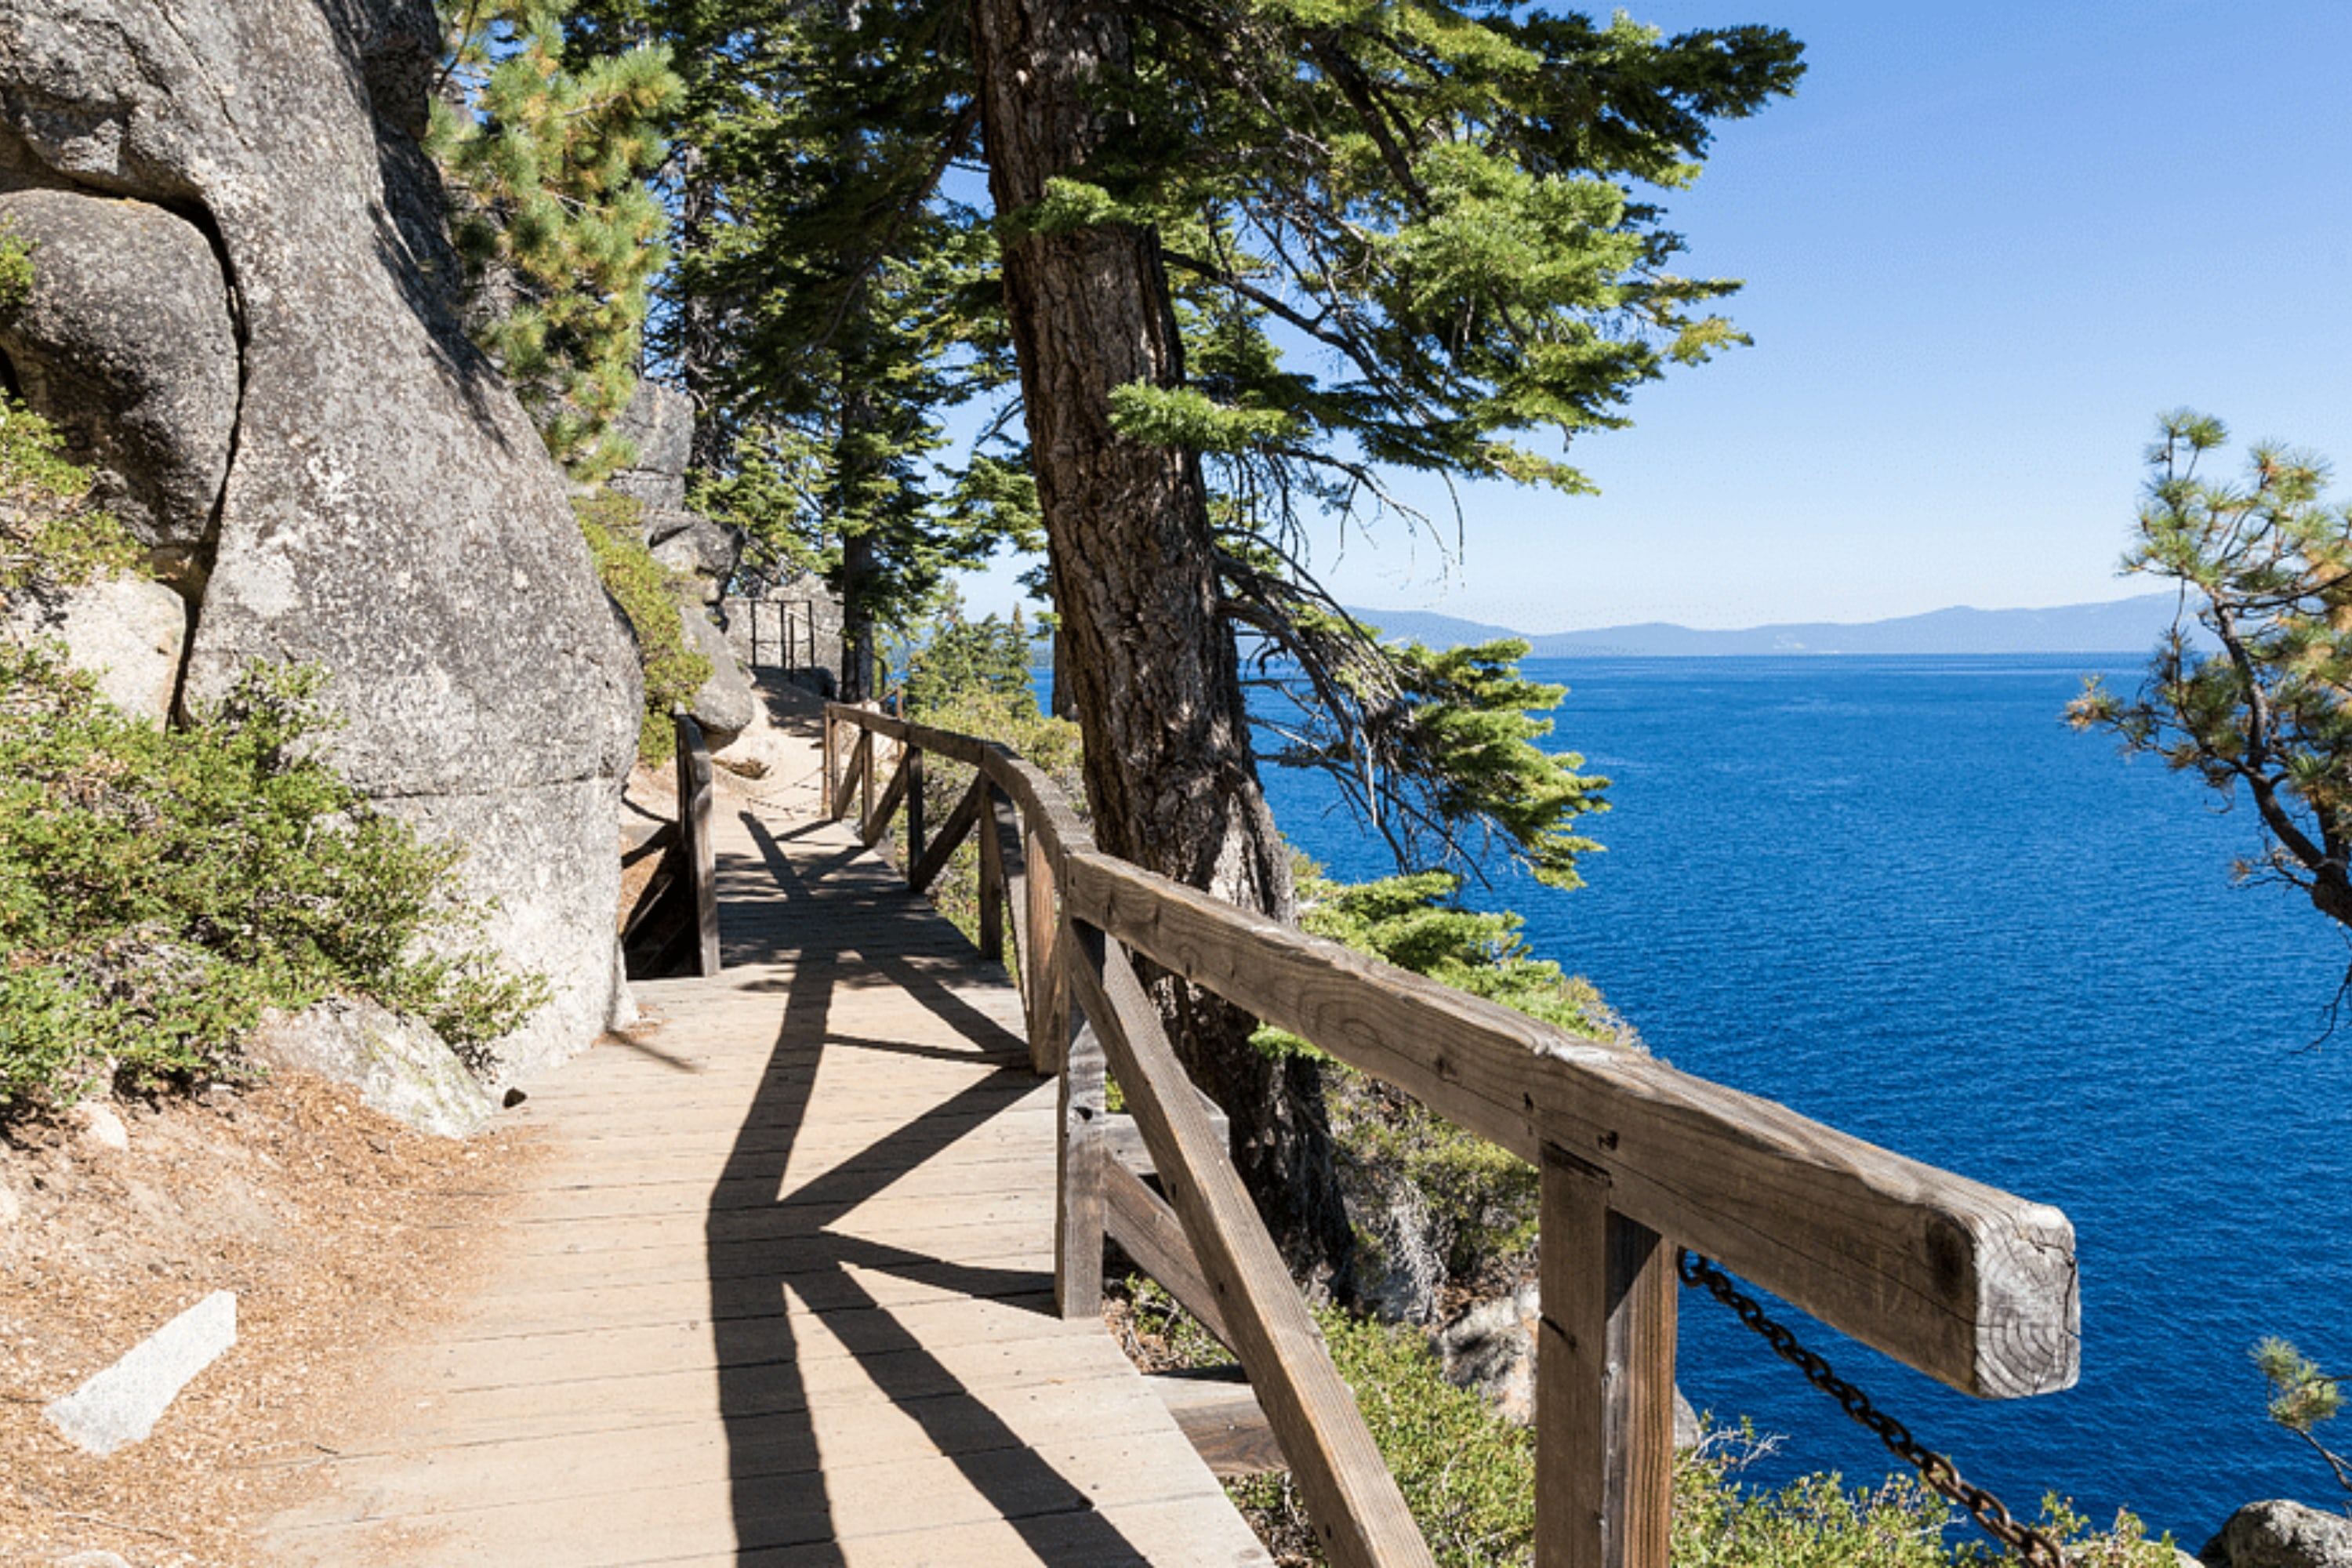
[[575, 492, 711, 764], [0, 222, 31, 310], [0, 644, 546, 1109], [1227, 1313, 2172, 1568]]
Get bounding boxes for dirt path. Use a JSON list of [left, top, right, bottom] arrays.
[[0, 1077, 545, 1567]]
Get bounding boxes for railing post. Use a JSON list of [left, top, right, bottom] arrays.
[[906, 746, 926, 875], [822, 706, 839, 818], [977, 785, 1007, 963], [673, 711, 720, 978], [1025, 825, 1062, 1076], [860, 714, 877, 829], [1055, 949, 1106, 1320], [1537, 1147, 1676, 1568]]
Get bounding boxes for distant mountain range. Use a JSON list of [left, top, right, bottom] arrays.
[[1342, 591, 2202, 657]]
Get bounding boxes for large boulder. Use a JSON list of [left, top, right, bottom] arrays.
[[0, 0, 641, 1080], [4, 571, 184, 720], [245, 997, 497, 1139], [679, 598, 756, 739], [609, 380, 693, 512], [0, 187, 237, 591], [645, 505, 744, 599], [2203, 1501, 2352, 1568]]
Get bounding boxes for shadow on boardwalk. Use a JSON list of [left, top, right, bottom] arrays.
[[707, 814, 1153, 1564]]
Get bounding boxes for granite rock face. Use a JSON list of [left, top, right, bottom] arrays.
[[0, 0, 641, 1079], [2203, 1501, 2352, 1568], [0, 186, 238, 590], [680, 598, 756, 739], [609, 379, 694, 513], [5, 571, 185, 720], [245, 997, 498, 1138]]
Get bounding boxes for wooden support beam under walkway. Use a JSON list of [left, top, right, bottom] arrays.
[[266, 764, 1272, 1566]]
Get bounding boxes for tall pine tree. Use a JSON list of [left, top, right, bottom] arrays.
[[430, 2, 680, 477]]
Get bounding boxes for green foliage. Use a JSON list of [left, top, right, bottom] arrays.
[[1225, 1305, 1534, 1568], [902, 608, 1036, 717], [430, 2, 681, 477], [2252, 1337, 2352, 1499], [0, 222, 31, 310], [575, 493, 712, 764], [2070, 412, 2352, 936], [1266, 862, 1631, 1287], [0, 644, 546, 1110], [900, 683, 1083, 947], [0, 396, 142, 596], [1061, 7, 1804, 519], [1671, 1431, 1951, 1568], [1238, 583, 1609, 889]]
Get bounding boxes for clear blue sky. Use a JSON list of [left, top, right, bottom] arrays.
[[956, 2, 2352, 633]]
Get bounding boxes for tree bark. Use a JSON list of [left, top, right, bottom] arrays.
[[969, 0, 1353, 1288]]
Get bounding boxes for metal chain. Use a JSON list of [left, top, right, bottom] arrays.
[[1677, 1251, 2067, 1567]]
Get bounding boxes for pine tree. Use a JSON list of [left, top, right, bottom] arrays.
[[2070, 412, 2352, 941], [550, 0, 1802, 1278], [429, 2, 681, 478]]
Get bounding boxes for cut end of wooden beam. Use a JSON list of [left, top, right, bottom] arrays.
[[1968, 1200, 2081, 1399]]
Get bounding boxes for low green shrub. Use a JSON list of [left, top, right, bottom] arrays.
[[896, 684, 1083, 949], [575, 492, 711, 764], [1, 394, 141, 596], [0, 644, 546, 1109]]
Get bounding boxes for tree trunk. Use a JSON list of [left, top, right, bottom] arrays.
[[969, 0, 1353, 1289]]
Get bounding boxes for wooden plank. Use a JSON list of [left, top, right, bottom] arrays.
[[673, 713, 720, 978], [977, 779, 1007, 962], [1100, 1155, 1234, 1351], [1103, 1104, 1230, 1179], [909, 772, 989, 895], [1606, 1207, 1677, 1568], [829, 728, 869, 822], [1063, 851, 2077, 1399], [1537, 1149, 1675, 1568], [1024, 823, 1062, 1074], [1145, 1370, 1286, 1478], [859, 741, 913, 851], [1066, 919, 1436, 1568], [990, 784, 1027, 979], [1056, 1014, 1106, 1320], [906, 745, 926, 869], [1537, 1149, 1608, 1568]]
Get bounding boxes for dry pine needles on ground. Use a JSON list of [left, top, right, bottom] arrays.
[[0, 1075, 539, 1567]]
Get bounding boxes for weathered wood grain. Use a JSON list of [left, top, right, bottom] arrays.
[[1099, 1152, 1233, 1351], [1056, 1016, 1106, 1320], [1062, 850, 2078, 1399], [859, 742, 913, 851], [1145, 1370, 1284, 1478], [674, 713, 720, 978], [1066, 920, 1436, 1568]]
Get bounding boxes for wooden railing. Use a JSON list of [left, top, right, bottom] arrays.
[[619, 713, 720, 979], [823, 702, 2080, 1568]]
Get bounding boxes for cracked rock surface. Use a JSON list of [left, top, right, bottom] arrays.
[[0, 0, 641, 1077]]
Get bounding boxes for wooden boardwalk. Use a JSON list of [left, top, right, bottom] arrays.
[[269, 777, 1272, 1566]]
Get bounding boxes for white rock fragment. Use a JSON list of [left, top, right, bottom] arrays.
[[45, 1290, 237, 1456], [74, 1102, 129, 1152]]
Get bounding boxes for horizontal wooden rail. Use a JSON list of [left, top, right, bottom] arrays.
[[821, 702, 2082, 1568]]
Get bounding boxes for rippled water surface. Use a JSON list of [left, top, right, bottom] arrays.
[[1261, 655, 2352, 1543]]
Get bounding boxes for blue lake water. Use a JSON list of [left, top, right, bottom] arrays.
[[1255, 655, 2351, 1544]]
